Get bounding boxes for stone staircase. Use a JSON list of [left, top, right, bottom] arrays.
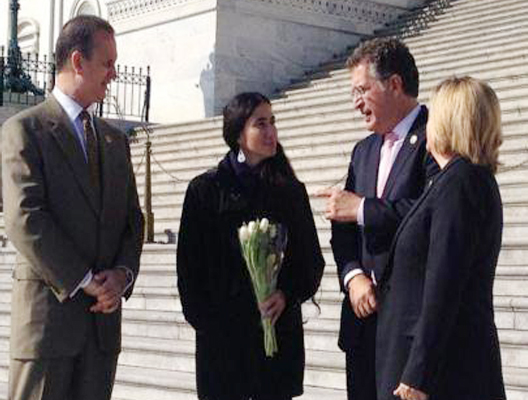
[[1, 0, 528, 398]]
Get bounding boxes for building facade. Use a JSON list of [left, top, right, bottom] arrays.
[[1, 0, 427, 123]]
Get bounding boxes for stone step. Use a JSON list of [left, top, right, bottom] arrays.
[[279, 74, 528, 113], [284, 56, 528, 99], [132, 182, 528, 227], [130, 142, 528, 194], [402, 4, 528, 45], [299, 53, 528, 96], [130, 116, 528, 171], [122, 287, 528, 331], [387, 0, 524, 29], [273, 73, 528, 113], [134, 172, 528, 215], [502, 366, 528, 400], [131, 105, 528, 155], [387, 1, 528, 46], [132, 176, 528, 223], [114, 360, 348, 400]]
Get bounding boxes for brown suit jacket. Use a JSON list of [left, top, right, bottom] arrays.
[[1, 95, 144, 358]]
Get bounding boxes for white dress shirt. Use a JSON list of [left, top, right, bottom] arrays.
[[52, 86, 96, 160]]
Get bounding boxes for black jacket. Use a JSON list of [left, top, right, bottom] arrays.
[[177, 152, 325, 398], [331, 106, 437, 351], [376, 157, 506, 400]]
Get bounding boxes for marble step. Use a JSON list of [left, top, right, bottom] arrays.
[[130, 117, 528, 170], [385, 0, 525, 31], [274, 75, 528, 114], [130, 141, 528, 192], [385, 1, 528, 47], [130, 105, 528, 153]]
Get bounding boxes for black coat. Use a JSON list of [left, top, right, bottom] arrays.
[[177, 153, 325, 399], [376, 157, 506, 400], [331, 106, 437, 351]]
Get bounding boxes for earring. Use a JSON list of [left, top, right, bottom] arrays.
[[237, 150, 246, 163]]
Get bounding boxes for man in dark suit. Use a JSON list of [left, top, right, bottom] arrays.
[[1, 15, 144, 400], [318, 38, 437, 400]]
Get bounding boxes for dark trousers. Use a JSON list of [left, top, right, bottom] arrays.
[[345, 314, 377, 400]]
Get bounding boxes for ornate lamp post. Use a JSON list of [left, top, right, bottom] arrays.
[[5, 0, 43, 95]]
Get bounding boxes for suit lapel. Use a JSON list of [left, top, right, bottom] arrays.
[[382, 107, 428, 198], [95, 118, 115, 216], [46, 97, 100, 215], [367, 135, 383, 197]]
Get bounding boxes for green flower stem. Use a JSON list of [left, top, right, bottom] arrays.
[[262, 317, 277, 357]]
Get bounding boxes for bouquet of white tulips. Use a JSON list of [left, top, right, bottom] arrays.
[[239, 218, 287, 357]]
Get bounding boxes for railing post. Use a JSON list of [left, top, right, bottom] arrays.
[[144, 67, 151, 123], [0, 46, 5, 107], [144, 136, 154, 243], [50, 53, 56, 91]]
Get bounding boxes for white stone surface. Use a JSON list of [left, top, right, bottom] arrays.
[[0, 0, 424, 123], [114, 2, 217, 122]]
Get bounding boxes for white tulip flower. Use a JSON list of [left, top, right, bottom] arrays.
[[269, 224, 277, 239], [239, 225, 250, 242], [259, 218, 270, 232], [248, 221, 257, 234]]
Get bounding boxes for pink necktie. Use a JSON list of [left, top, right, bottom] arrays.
[[377, 132, 398, 198]]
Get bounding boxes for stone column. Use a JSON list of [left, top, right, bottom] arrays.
[[48, 0, 55, 60]]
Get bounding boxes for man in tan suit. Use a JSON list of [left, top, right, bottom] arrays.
[[1, 15, 144, 400]]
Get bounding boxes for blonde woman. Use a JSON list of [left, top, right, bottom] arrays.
[[375, 77, 506, 400]]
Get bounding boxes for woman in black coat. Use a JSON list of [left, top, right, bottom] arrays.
[[177, 92, 325, 400], [376, 77, 506, 400]]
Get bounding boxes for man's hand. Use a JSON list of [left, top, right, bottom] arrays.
[[394, 383, 428, 400], [83, 279, 104, 298], [89, 269, 128, 314], [316, 188, 363, 222], [259, 290, 287, 325], [348, 274, 377, 318]]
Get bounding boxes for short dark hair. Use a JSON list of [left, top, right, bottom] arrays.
[[222, 92, 271, 151], [346, 38, 419, 97], [55, 15, 114, 72]]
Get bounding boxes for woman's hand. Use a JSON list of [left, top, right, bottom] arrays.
[[394, 383, 428, 400], [259, 290, 286, 325]]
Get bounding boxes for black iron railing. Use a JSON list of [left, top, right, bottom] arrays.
[[0, 46, 54, 107], [96, 65, 151, 122], [1, 46, 151, 122]]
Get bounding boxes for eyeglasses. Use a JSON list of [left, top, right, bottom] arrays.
[[351, 75, 393, 100], [351, 85, 369, 100]]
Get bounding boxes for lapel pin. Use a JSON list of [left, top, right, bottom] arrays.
[[409, 134, 417, 145], [105, 135, 113, 144]]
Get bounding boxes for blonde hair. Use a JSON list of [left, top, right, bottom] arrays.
[[427, 76, 502, 173]]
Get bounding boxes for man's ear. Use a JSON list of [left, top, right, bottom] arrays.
[[388, 74, 404, 94], [70, 50, 83, 75]]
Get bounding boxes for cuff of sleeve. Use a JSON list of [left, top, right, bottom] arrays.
[[357, 197, 366, 226], [116, 265, 135, 297], [70, 269, 93, 298], [344, 269, 365, 289]]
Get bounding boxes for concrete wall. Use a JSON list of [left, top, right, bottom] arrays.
[[214, 0, 363, 114], [112, 0, 218, 123]]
